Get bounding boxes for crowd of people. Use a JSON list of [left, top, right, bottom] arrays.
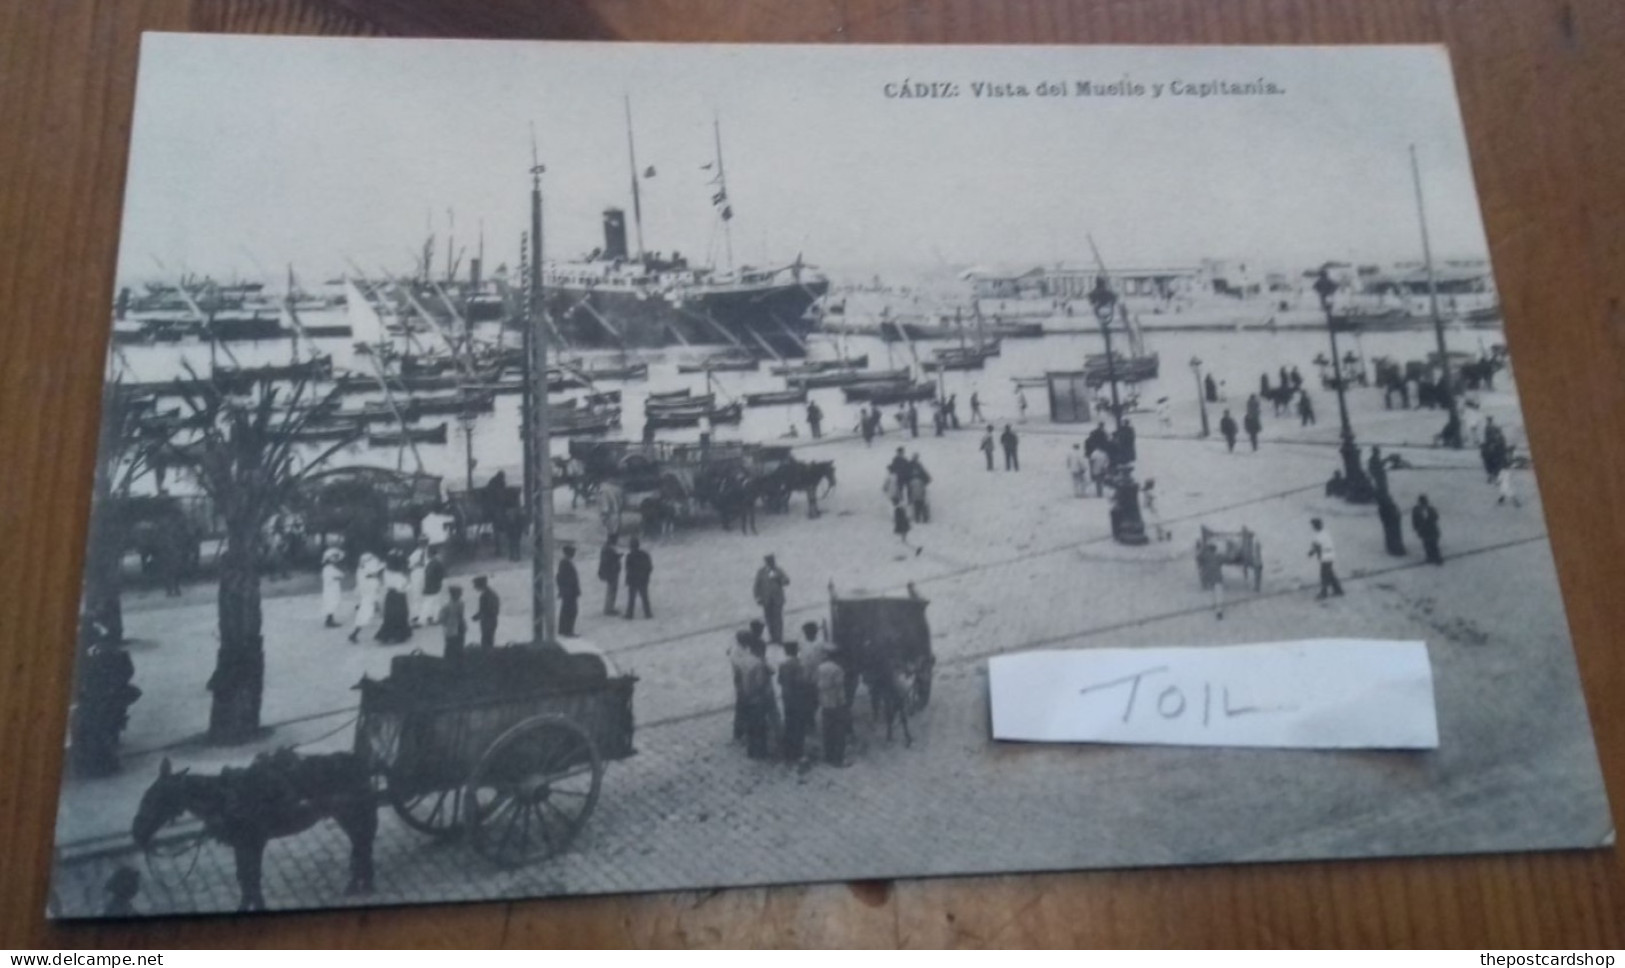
[[727, 618, 857, 767]]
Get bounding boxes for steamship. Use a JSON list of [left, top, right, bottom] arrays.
[[541, 109, 828, 359], [543, 208, 828, 358]]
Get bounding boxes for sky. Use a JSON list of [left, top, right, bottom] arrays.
[[116, 37, 1493, 285]]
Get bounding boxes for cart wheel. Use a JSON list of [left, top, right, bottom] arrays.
[[389, 783, 465, 838], [464, 716, 602, 867]]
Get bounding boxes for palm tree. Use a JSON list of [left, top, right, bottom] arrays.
[[164, 366, 357, 744], [81, 382, 169, 647]]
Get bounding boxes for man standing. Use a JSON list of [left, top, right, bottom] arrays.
[[778, 640, 814, 763], [1412, 494, 1444, 565], [907, 401, 919, 437], [816, 651, 850, 767], [421, 546, 445, 626], [439, 585, 467, 660], [1000, 424, 1020, 471], [979, 426, 996, 471], [1298, 391, 1316, 426], [1089, 445, 1111, 498], [806, 400, 823, 439], [1219, 410, 1239, 453], [472, 575, 500, 649], [556, 543, 581, 637], [1016, 387, 1029, 422], [1376, 489, 1407, 556], [1114, 420, 1138, 464], [728, 629, 754, 744], [623, 537, 653, 618], [1308, 518, 1344, 599], [1368, 446, 1389, 496], [969, 391, 984, 424], [598, 535, 622, 616], [739, 638, 774, 760], [754, 554, 791, 644], [1067, 443, 1089, 497], [1243, 408, 1262, 452]]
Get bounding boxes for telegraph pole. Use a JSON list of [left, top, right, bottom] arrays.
[[527, 145, 557, 648]]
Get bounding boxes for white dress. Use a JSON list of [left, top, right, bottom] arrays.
[[321, 563, 345, 620], [352, 556, 383, 629]]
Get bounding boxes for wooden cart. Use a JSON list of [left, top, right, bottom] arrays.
[[1196, 525, 1264, 592], [353, 648, 636, 867], [828, 584, 935, 715]]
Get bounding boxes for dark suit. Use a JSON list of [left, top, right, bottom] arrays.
[[624, 548, 653, 618], [557, 557, 580, 636]]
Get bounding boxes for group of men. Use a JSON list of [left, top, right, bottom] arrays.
[[728, 618, 853, 767], [555, 534, 655, 639], [978, 425, 1021, 471], [884, 448, 932, 552]]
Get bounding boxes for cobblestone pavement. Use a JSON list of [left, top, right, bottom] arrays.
[[50, 386, 1611, 916]]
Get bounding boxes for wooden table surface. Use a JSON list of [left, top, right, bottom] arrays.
[[3, 0, 1624, 948]]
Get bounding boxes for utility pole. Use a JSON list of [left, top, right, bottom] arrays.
[[527, 144, 556, 648]]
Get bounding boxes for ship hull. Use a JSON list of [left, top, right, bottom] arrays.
[[545, 277, 828, 357]]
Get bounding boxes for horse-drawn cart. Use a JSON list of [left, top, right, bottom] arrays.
[[354, 648, 636, 866], [1195, 525, 1264, 592], [829, 584, 935, 722]]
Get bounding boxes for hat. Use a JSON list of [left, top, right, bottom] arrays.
[[322, 548, 343, 564]]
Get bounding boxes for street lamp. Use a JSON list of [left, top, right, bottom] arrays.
[[1313, 267, 1374, 504], [1088, 275, 1148, 545], [1189, 355, 1210, 438]]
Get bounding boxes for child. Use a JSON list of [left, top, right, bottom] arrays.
[[440, 585, 467, 660]]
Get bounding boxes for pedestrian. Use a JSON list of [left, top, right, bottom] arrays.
[[1197, 538, 1225, 619], [1308, 518, 1344, 599], [1142, 478, 1170, 542], [1220, 410, 1238, 452], [320, 548, 345, 628], [472, 575, 500, 648], [1089, 446, 1111, 497], [1495, 466, 1522, 507], [908, 453, 931, 522], [894, 503, 922, 555], [979, 425, 996, 471], [886, 446, 912, 506], [1067, 443, 1089, 497], [969, 391, 984, 423], [598, 534, 622, 616], [817, 651, 850, 767], [408, 536, 430, 626], [907, 401, 919, 437], [623, 536, 653, 618], [754, 554, 791, 643], [1407, 494, 1443, 565], [859, 408, 875, 446], [728, 629, 753, 743], [1376, 489, 1407, 556], [1000, 424, 1019, 471], [1205, 372, 1219, 403], [1114, 420, 1137, 464], [375, 553, 413, 644], [1245, 392, 1261, 422], [1368, 446, 1389, 496], [739, 637, 774, 760], [439, 585, 467, 660], [421, 546, 445, 626], [1279, 365, 1292, 393], [1297, 391, 1316, 426], [1016, 387, 1029, 422], [778, 639, 814, 763], [806, 399, 823, 439], [1084, 422, 1110, 458], [556, 543, 580, 637], [801, 620, 831, 671], [1290, 366, 1304, 390], [347, 551, 383, 643], [933, 403, 946, 436], [871, 405, 885, 437], [1243, 409, 1261, 451]]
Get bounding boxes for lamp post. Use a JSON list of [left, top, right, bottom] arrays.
[[1189, 355, 1210, 438], [1313, 267, 1374, 504], [1088, 276, 1148, 545]]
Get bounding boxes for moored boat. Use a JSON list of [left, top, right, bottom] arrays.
[[367, 422, 448, 447]]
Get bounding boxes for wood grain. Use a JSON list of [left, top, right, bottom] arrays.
[[2, 0, 1623, 947]]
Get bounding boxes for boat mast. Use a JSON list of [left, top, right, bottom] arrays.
[[1410, 143, 1459, 438], [714, 117, 734, 270], [528, 137, 557, 648], [624, 96, 646, 261]]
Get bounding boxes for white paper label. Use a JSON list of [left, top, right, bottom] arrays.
[[989, 640, 1438, 749]]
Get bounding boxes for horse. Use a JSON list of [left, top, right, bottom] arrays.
[[762, 459, 837, 518], [131, 751, 376, 912]]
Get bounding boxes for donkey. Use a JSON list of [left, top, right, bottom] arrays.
[[131, 750, 376, 912]]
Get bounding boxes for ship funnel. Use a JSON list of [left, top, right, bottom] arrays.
[[602, 208, 628, 261]]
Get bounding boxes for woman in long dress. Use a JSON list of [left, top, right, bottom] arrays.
[[375, 553, 413, 644]]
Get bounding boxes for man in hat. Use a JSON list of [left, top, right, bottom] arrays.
[[754, 554, 791, 645], [1308, 518, 1344, 599], [623, 537, 653, 619], [598, 534, 622, 616], [472, 575, 500, 649], [320, 548, 346, 628], [557, 543, 581, 637], [1067, 443, 1089, 497], [1412, 494, 1444, 565]]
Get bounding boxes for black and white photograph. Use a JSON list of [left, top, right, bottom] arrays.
[[48, 36, 1611, 918]]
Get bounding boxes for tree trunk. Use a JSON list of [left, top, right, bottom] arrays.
[[80, 506, 124, 646], [207, 524, 265, 744]]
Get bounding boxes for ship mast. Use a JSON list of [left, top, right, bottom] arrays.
[[624, 96, 646, 261], [714, 116, 734, 271], [527, 134, 557, 648], [1410, 143, 1459, 442]]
